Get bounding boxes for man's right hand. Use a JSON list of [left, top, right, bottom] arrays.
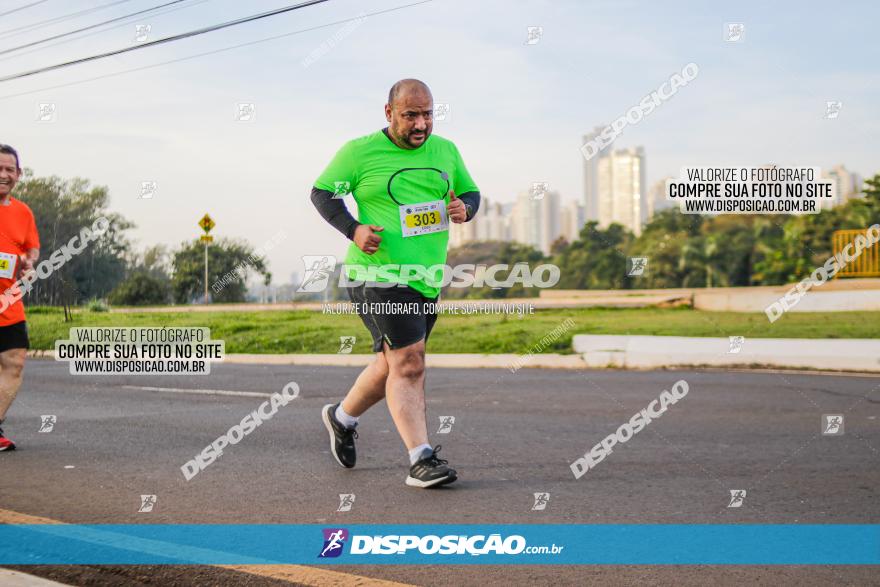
[[353, 224, 384, 254]]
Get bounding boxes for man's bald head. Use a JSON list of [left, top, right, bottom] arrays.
[[387, 79, 432, 107], [385, 79, 434, 150]]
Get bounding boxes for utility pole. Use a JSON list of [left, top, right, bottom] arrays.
[[198, 214, 215, 303]]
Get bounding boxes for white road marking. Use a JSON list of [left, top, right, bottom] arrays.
[[122, 385, 271, 398]]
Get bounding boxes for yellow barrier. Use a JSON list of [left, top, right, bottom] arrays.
[[832, 228, 880, 277]]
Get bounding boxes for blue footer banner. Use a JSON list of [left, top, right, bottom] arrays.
[[0, 524, 877, 565]]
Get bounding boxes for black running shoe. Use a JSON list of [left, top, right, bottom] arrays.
[[322, 403, 357, 468], [406, 445, 457, 488], [0, 425, 15, 451]]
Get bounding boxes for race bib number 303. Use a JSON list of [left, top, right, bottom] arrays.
[[0, 252, 16, 279], [399, 200, 449, 237]]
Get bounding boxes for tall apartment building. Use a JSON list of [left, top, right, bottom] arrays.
[[648, 176, 675, 219], [448, 196, 509, 248], [823, 164, 863, 209], [509, 189, 561, 255], [582, 126, 611, 222], [597, 147, 648, 236], [560, 199, 585, 243]]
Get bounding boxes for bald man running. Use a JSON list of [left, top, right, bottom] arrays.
[[310, 79, 481, 488]]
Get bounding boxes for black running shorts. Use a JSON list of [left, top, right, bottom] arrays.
[[0, 320, 29, 353], [347, 282, 439, 352]]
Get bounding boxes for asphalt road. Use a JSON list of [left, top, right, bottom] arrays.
[[2, 360, 879, 586]]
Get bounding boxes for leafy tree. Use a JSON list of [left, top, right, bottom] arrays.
[[132, 244, 172, 281], [108, 272, 171, 306], [14, 171, 133, 306], [846, 173, 880, 228], [628, 209, 702, 287], [445, 240, 546, 298], [171, 238, 269, 303], [552, 222, 632, 289], [549, 236, 569, 255]]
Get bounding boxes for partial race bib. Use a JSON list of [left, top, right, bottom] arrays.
[[399, 200, 448, 238], [0, 252, 16, 279]]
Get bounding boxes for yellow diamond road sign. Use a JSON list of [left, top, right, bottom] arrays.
[[198, 214, 215, 233]]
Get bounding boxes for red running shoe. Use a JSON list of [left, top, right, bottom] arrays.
[[0, 425, 15, 451]]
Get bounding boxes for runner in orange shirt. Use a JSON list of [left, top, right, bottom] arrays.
[[0, 144, 40, 451]]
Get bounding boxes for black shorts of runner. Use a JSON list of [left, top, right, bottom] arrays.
[[347, 282, 439, 353], [0, 321, 29, 353]]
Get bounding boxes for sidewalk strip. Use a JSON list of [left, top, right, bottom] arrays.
[[0, 569, 71, 587], [0, 509, 414, 587], [220, 565, 414, 586]]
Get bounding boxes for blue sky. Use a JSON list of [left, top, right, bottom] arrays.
[[2, 0, 878, 284]]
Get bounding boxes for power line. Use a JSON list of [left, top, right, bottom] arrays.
[[0, 0, 51, 19], [0, 1, 432, 101], [0, 0, 212, 64], [0, 0, 138, 40], [0, 0, 192, 56], [0, 0, 330, 82]]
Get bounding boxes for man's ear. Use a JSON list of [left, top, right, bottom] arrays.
[[384, 103, 392, 122]]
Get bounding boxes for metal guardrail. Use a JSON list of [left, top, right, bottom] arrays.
[[832, 228, 880, 277]]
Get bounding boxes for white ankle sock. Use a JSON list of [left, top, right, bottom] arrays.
[[408, 444, 433, 465], [335, 404, 358, 429]]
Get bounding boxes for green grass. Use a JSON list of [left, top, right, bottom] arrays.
[[27, 305, 880, 354]]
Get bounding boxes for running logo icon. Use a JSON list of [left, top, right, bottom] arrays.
[[297, 255, 337, 293], [531, 492, 550, 511], [138, 495, 157, 513], [530, 182, 549, 200], [727, 490, 746, 508], [628, 257, 648, 276], [337, 494, 355, 512], [725, 23, 745, 42], [38, 415, 56, 433], [434, 103, 450, 122], [36, 102, 57, 123], [338, 336, 356, 354], [822, 414, 844, 435], [525, 26, 543, 45], [824, 101, 843, 119], [235, 103, 256, 122], [134, 24, 151, 43], [728, 336, 745, 354], [318, 528, 348, 558], [140, 181, 158, 199], [437, 416, 455, 434], [333, 181, 351, 198]]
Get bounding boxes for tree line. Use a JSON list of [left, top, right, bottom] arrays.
[[446, 173, 880, 297], [14, 169, 879, 306], [15, 171, 270, 307]]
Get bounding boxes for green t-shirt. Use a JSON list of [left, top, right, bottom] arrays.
[[314, 129, 479, 298]]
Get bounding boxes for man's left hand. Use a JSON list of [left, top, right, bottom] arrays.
[[447, 190, 466, 223]]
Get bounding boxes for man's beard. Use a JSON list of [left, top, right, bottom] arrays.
[[404, 130, 427, 146]]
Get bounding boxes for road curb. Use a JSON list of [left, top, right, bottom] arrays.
[[29, 340, 880, 373]]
